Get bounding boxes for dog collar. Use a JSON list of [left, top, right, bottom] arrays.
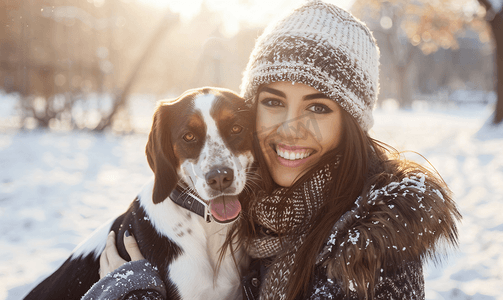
[[169, 186, 211, 223]]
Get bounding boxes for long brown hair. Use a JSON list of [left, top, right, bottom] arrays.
[[221, 101, 449, 300], [284, 109, 376, 299]]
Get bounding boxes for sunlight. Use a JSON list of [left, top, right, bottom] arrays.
[[135, 0, 355, 36], [136, 0, 202, 20]]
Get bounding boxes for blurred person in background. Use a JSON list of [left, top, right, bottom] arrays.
[[85, 1, 461, 299]]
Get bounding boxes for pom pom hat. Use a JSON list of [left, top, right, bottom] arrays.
[[241, 0, 380, 131]]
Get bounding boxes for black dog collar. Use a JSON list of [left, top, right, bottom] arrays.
[[169, 186, 211, 223]]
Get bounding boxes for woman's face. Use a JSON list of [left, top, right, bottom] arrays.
[[256, 81, 344, 187]]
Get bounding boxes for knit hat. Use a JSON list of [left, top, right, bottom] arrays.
[[240, 0, 380, 131]]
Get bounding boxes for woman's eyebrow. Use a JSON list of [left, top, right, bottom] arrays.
[[303, 93, 330, 101], [259, 87, 286, 98]]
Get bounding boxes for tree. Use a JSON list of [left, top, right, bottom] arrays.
[[352, 0, 491, 108], [93, 11, 178, 131], [477, 0, 503, 124], [1, 0, 179, 131]]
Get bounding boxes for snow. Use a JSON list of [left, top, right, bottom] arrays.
[[372, 102, 503, 300], [113, 270, 134, 280], [1, 96, 503, 300], [0, 131, 152, 300]]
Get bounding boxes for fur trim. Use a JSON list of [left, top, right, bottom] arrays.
[[317, 171, 461, 298]]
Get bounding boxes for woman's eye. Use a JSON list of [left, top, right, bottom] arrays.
[[183, 132, 196, 142], [231, 124, 243, 134], [260, 98, 284, 107], [307, 104, 332, 114]]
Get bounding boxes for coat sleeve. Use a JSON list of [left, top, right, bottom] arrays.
[[373, 260, 424, 299], [307, 260, 424, 300], [81, 259, 166, 300]]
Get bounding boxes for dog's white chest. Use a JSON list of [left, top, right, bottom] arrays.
[[168, 220, 242, 300], [139, 180, 242, 300]]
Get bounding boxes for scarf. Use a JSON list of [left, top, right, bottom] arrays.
[[247, 162, 336, 300]]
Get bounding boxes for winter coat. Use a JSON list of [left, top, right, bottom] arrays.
[[242, 171, 461, 299], [81, 260, 165, 300], [83, 172, 460, 299]]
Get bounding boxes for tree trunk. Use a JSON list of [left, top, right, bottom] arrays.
[[93, 12, 178, 132], [381, 10, 416, 109], [492, 11, 503, 124], [478, 0, 503, 125], [397, 65, 412, 108]]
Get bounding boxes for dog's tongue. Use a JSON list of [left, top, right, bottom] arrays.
[[209, 195, 241, 223]]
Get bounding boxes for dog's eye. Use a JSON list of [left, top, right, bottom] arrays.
[[183, 132, 196, 142], [231, 125, 243, 134]]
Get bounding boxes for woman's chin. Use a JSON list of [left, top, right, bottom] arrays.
[[270, 164, 305, 187], [272, 174, 296, 187]]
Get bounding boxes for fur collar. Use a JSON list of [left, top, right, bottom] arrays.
[[316, 171, 461, 298]]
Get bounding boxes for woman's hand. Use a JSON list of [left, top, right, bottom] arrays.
[[99, 230, 145, 279]]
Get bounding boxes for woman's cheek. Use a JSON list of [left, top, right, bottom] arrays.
[[256, 108, 270, 132], [256, 110, 274, 143]]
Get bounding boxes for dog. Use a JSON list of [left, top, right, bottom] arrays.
[[24, 87, 255, 300]]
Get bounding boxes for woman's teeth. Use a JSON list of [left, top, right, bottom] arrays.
[[276, 147, 312, 160]]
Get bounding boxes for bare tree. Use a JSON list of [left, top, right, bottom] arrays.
[[93, 12, 178, 131], [478, 0, 503, 124], [352, 0, 490, 108], [370, 1, 419, 107]]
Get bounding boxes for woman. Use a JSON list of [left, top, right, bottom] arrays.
[[86, 1, 461, 299]]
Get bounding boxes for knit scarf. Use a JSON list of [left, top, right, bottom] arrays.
[[247, 163, 336, 300]]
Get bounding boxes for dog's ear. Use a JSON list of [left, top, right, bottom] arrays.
[[146, 104, 178, 204]]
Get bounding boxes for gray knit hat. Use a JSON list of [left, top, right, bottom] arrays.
[[240, 0, 380, 131]]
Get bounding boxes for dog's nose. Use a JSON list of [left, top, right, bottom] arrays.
[[205, 167, 234, 191]]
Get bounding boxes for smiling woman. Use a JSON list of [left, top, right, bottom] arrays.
[[231, 1, 461, 300]]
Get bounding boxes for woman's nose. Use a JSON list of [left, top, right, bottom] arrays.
[[275, 113, 309, 141]]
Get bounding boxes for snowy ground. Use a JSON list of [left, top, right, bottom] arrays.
[[1, 98, 502, 300]]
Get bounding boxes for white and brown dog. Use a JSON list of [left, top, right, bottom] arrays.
[[24, 87, 255, 300]]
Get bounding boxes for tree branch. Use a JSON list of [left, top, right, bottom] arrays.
[[93, 12, 179, 132]]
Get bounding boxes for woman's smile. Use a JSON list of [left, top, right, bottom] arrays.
[[272, 143, 315, 167], [256, 81, 344, 187]]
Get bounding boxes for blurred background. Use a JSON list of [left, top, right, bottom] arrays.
[[0, 0, 501, 132], [1, 0, 503, 300]]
